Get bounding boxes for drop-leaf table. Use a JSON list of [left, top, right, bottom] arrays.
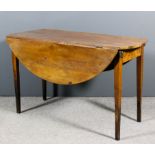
[[6, 29, 147, 140]]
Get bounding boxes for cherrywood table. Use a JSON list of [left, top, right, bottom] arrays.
[[6, 29, 147, 140]]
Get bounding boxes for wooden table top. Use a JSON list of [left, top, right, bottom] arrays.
[[7, 29, 147, 50], [7, 29, 147, 85]]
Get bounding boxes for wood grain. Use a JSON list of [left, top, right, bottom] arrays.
[[6, 29, 147, 140], [7, 38, 118, 85], [7, 29, 147, 50], [122, 47, 142, 63], [6, 29, 147, 85]]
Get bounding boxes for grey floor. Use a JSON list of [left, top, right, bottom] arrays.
[[0, 97, 155, 144]]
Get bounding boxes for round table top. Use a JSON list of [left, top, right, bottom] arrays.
[[7, 29, 147, 85]]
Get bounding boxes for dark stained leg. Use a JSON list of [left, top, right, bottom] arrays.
[[42, 80, 47, 100], [114, 52, 123, 140], [137, 47, 144, 122], [53, 84, 58, 97], [12, 53, 21, 113]]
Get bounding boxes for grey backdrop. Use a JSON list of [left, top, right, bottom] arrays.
[[0, 11, 154, 97]]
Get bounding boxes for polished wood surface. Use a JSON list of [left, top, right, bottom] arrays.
[[6, 29, 147, 85], [7, 29, 147, 140], [7, 29, 146, 50]]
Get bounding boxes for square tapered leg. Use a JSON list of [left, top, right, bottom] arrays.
[[12, 53, 21, 113], [114, 53, 123, 140], [137, 47, 144, 122]]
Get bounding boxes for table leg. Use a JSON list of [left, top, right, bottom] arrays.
[[137, 47, 144, 122], [42, 80, 47, 100], [53, 84, 58, 97], [42, 81, 58, 99], [12, 53, 21, 113], [114, 52, 123, 140]]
